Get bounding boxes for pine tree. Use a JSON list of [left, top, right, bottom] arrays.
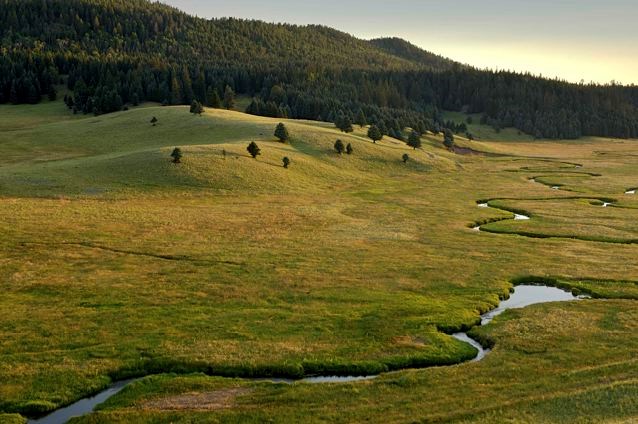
[[336, 115, 353, 133], [282, 157, 291, 168], [407, 131, 422, 150], [443, 129, 455, 150], [247, 141, 261, 158], [190, 100, 204, 115], [346, 143, 353, 155], [207, 87, 221, 108], [223, 85, 235, 110], [355, 109, 367, 127], [171, 147, 183, 163], [402, 153, 410, 163], [150, 117, 158, 126], [367, 125, 383, 143], [47, 86, 57, 101], [334, 139, 345, 154], [274, 123, 290, 142]]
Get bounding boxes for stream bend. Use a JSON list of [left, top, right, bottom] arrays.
[[27, 285, 584, 424]]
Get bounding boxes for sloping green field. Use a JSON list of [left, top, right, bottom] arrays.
[[1, 101, 638, 423]]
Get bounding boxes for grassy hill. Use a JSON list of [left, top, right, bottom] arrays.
[[1, 100, 638, 422], [0, 101, 453, 198]]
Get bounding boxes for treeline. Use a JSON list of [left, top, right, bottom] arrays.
[[1, 0, 637, 139]]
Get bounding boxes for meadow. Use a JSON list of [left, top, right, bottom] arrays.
[[1, 100, 637, 423]]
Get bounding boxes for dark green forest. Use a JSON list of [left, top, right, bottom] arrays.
[[2, 0, 638, 139]]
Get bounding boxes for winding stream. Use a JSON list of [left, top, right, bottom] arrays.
[[27, 285, 583, 424]]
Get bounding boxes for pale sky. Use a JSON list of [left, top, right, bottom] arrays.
[[161, 0, 638, 84]]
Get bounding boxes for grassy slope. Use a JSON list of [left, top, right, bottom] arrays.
[[1, 101, 638, 422]]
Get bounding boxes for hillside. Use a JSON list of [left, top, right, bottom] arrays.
[[369, 37, 458, 71], [1, 0, 638, 141], [1, 99, 638, 422]]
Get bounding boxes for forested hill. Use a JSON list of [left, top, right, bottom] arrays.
[[1, 0, 638, 139], [369, 38, 456, 71]]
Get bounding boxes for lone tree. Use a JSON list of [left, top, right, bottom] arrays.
[[190, 100, 204, 115], [247, 141, 261, 159], [443, 129, 455, 150], [274, 123, 290, 142], [367, 125, 383, 143], [282, 157, 291, 169], [223, 85, 235, 110], [334, 139, 345, 154], [171, 147, 183, 164], [402, 153, 410, 164], [150, 116, 158, 126], [407, 130, 422, 150], [346, 143, 353, 155]]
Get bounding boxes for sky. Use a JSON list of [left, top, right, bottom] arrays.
[[161, 0, 638, 84]]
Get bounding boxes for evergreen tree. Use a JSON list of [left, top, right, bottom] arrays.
[[346, 143, 353, 155], [367, 125, 383, 143], [282, 157, 291, 168], [151, 117, 158, 126], [402, 153, 410, 163], [247, 141, 261, 158], [274, 123, 290, 142], [355, 109, 367, 127], [407, 131, 422, 149], [334, 139, 345, 154], [207, 87, 221, 108], [443, 129, 455, 149], [190, 100, 204, 115], [335, 115, 354, 133], [223, 85, 235, 110], [171, 147, 183, 163], [47, 86, 57, 102]]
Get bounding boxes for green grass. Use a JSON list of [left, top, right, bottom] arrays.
[[441, 110, 536, 142], [70, 296, 638, 423], [1, 101, 638, 422]]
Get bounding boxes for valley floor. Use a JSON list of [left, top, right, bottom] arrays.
[[1, 101, 637, 423]]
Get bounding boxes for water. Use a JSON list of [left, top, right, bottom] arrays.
[[626, 190, 636, 195], [476, 202, 529, 223], [453, 285, 581, 362], [254, 375, 376, 384], [28, 286, 583, 423], [480, 285, 581, 325], [452, 333, 490, 362], [27, 379, 135, 424], [301, 376, 377, 384]]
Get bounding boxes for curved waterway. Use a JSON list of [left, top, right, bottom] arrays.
[[473, 201, 530, 232], [27, 286, 583, 424]]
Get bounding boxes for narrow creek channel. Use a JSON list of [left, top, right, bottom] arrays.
[[473, 202, 530, 232], [27, 285, 584, 424]]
